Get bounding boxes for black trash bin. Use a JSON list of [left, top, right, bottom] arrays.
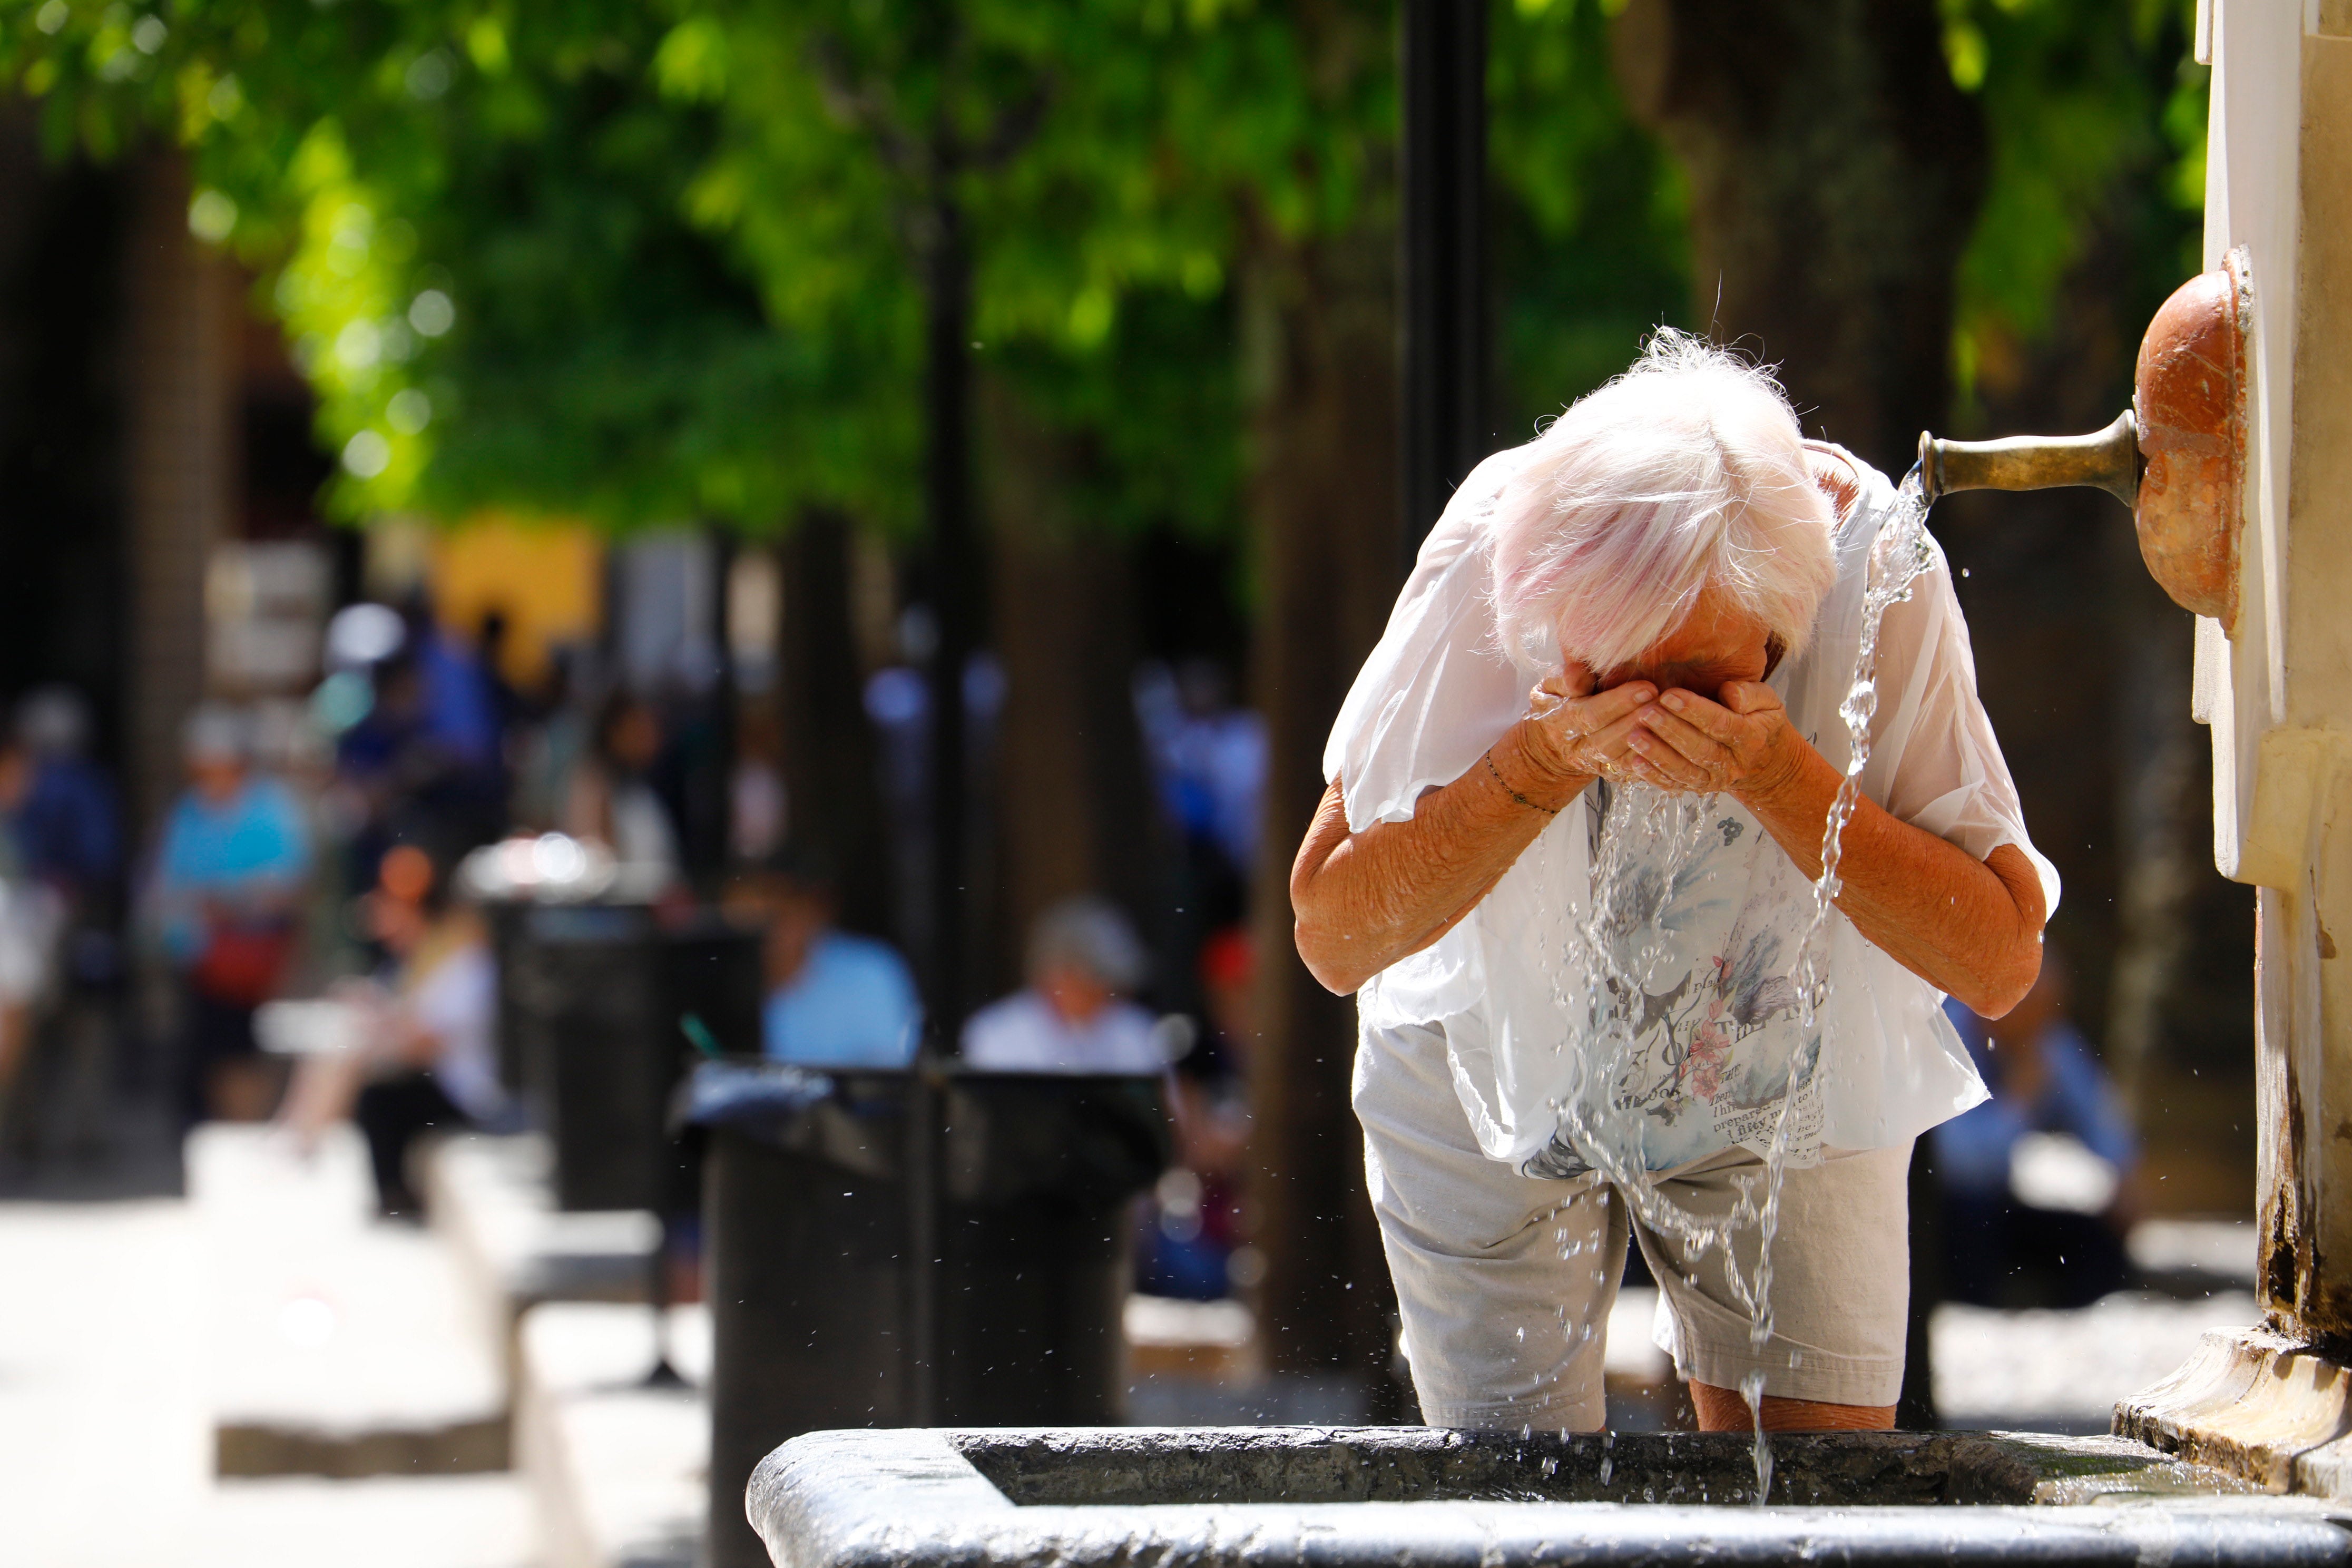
[[507, 902, 667, 1211], [482, 898, 531, 1095], [509, 903, 760, 1214], [696, 1064, 1168, 1568]]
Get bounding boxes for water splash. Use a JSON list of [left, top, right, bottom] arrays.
[[1540, 468, 1938, 1499], [1727, 466, 1938, 1496], [1790, 466, 1942, 1030], [1740, 1368, 1771, 1502]]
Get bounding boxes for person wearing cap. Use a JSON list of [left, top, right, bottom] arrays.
[[148, 705, 311, 1122], [962, 897, 1166, 1074]]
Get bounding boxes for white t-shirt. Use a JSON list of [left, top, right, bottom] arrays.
[[961, 991, 1166, 1075], [1326, 442, 2060, 1175], [412, 943, 503, 1123]]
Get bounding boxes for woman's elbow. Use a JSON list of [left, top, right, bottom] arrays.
[[1960, 939, 2042, 1021], [1964, 846, 2049, 1020], [1293, 915, 1370, 996]]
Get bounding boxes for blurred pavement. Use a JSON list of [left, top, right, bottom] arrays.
[[0, 1188, 531, 1568]]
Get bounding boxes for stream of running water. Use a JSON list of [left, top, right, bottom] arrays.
[[1540, 467, 1939, 1504]]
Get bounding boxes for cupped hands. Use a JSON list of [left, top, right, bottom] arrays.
[[1622, 681, 1812, 806]]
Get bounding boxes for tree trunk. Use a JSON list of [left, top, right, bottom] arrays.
[[122, 151, 235, 843], [1611, 0, 1985, 474], [776, 511, 892, 938], [1243, 220, 1406, 1398], [983, 381, 1156, 996]]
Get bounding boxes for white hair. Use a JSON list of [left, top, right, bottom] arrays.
[[1488, 330, 1837, 676], [1026, 896, 1146, 993]]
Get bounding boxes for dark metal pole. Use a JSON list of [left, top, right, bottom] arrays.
[[923, 195, 974, 1047], [703, 524, 739, 880], [1400, 0, 1490, 567], [910, 185, 973, 1429]]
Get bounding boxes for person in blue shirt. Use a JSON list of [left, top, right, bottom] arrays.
[[148, 707, 312, 1123], [0, 689, 124, 1159], [726, 849, 920, 1069], [12, 687, 121, 912], [1934, 950, 2140, 1308]]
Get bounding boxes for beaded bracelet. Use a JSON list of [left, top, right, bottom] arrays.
[[1483, 751, 1560, 815]]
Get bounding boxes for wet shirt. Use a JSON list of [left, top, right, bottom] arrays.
[[1328, 443, 2060, 1175], [1533, 780, 1830, 1175]]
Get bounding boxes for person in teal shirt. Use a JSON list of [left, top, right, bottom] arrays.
[[149, 707, 312, 1121], [726, 851, 920, 1069]]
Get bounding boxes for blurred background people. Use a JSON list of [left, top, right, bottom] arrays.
[[723, 849, 919, 1068], [730, 705, 787, 867], [1935, 950, 2142, 1308], [1135, 659, 1266, 895], [0, 735, 61, 1153], [281, 842, 504, 1218], [146, 707, 311, 1125], [563, 691, 680, 883], [1138, 924, 1255, 1300], [509, 646, 593, 834], [332, 611, 508, 872], [0, 689, 117, 1161], [12, 688, 122, 922], [963, 896, 1164, 1074]]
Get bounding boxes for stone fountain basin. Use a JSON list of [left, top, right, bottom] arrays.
[[748, 1426, 2352, 1567]]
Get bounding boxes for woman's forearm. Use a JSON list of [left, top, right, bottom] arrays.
[[1291, 722, 1587, 994], [1739, 743, 2045, 1016]]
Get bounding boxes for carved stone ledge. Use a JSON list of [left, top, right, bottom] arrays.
[[2118, 1327, 2352, 1496]]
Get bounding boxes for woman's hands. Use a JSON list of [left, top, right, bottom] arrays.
[[1621, 681, 1811, 807], [1291, 662, 1656, 995], [1503, 663, 1659, 798]]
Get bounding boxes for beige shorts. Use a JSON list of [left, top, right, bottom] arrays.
[[1354, 1017, 1910, 1430]]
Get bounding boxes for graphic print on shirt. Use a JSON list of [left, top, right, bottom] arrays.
[[1525, 779, 1824, 1179]]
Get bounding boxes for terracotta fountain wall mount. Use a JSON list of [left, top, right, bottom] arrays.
[[1920, 246, 2252, 635]]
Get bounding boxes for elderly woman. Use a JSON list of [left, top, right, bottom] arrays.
[[1292, 334, 2054, 1435], [962, 896, 1164, 1074]]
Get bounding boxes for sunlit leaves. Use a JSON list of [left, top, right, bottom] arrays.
[[1487, 0, 1690, 426], [0, 0, 895, 531], [1941, 0, 2206, 405]]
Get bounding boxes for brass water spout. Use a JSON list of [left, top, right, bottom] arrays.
[[1913, 251, 2251, 633], [1918, 412, 2142, 512]]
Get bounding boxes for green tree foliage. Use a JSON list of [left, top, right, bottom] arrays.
[[659, 0, 1398, 542], [1489, 0, 1691, 433], [1936, 0, 2207, 411], [0, 0, 900, 528], [0, 0, 2204, 530], [0, 0, 1406, 545]]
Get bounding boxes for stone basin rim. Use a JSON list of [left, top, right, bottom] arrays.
[[746, 1426, 2352, 1568]]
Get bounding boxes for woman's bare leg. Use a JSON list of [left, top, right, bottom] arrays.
[[1689, 1380, 1896, 1432]]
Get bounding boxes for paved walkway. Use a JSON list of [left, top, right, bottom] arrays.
[[0, 1192, 532, 1568]]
